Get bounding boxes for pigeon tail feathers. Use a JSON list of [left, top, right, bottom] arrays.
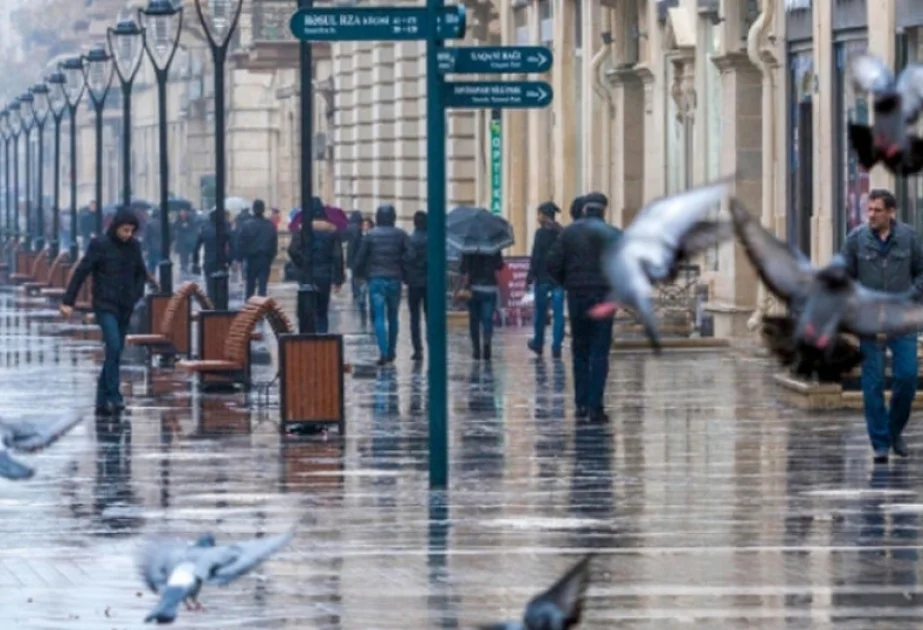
[[0, 451, 34, 480]]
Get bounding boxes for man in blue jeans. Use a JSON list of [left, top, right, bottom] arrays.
[[547, 193, 622, 422], [60, 208, 151, 416], [353, 204, 411, 366], [842, 188, 923, 463], [527, 201, 565, 359]]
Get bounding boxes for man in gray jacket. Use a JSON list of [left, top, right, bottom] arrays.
[[842, 188, 923, 463], [353, 204, 412, 366]]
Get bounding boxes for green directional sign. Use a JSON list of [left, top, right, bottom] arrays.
[[443, 81, 553, 109], [438, 46, 553, 74], [289, 5, 466, 42]]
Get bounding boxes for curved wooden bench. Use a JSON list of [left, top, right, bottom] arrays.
[[126, 282, 214, 350], [10, 246, 49, 284], [41, 259, 93, 310], [23, 252, 69, 294]]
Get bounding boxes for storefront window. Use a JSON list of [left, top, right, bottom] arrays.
[[788, 49, 813, 252], [833, 38, 869, 252], [704, 22, 722, 271], [897, 28, 923, 233]]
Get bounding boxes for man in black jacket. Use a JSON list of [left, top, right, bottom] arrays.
[[192, 210, 233, 301], [343, 211, 364, 302], [527, 201, 565, 359], [547, 192, 622, 422], [60, 208, 151, 415], [353, 204, 411, 365], [288, 198, 343, 333], [404, 210, 428, 362], [237, 199, 279, 298]]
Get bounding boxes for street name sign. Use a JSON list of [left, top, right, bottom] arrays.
[[443, 81, 553, 109], [437, 46, 553, 74], [290, 6, 466, 41]]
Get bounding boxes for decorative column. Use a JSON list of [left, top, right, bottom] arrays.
[[527, 1, 551, 231], [811, 0, 834, 264], [866, 0, 895, 193], [333, 41, 357, 210], [607, 67, 645, 228], [500, 0, 528, 251], [355, 42, 374, 209], [551, 0, 577, 213], [393, 41, 423, 211]]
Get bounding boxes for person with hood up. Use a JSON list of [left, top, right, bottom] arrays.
[[59, 208, 152, 415], [404, 210, 428, 362], [237, 199, 279, 298], [343, 210, 364, 301], [527, 201, 565, 359], [288, 197, 343, 333], [353, 204, 411, 366]]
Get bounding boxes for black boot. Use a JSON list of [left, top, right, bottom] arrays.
[[483, 342, 492, 361]]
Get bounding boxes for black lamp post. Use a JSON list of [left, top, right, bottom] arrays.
[[297, 0, 318, 333], [18, 92, 35, 250], [140, 0, 183, 295], [0, 108, 9, 242], [61, 56, 87, 260], [82, 45, 115, 238], [7, 101, 21, 243], [29, 83, 50, 251], [46, 72, 68, 259], [108, 17, 146, 210], [194, 0, 244, 310]]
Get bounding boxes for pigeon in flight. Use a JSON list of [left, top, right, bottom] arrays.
[[731, 200, 923, 381], [478, 554, 594, 630], [587, 176, 735, 352], [0, 413, 84, 480], [849, 53, 923, 175], [139, 528, 294, 624]]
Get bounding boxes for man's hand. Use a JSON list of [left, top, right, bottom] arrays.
[[333, 284, 342, 294], [59, 305, 73, 319]]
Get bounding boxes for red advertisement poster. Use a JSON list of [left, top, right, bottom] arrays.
[[494, 256, 533, 327]]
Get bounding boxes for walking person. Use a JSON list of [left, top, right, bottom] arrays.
[[288, 198, 343, 333], [842, 189, 923, 463], [237, 199, 279, 298], [527, 201, 565, 359], [173, 208, 198, 274], [404, 210, 428, 362], [142, 208, 163, 274], [192, 210, 226, 300], [569, 195, 585, 222], [59, 208, 152, 416], [356, 216, 375, 324], [459, 250, 504, 361], [547, 192, 622, 422], [343, 211, 364, 302], [353, 204, 411, 366]]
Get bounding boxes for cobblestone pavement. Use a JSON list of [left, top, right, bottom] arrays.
[[0, 282, 920, 629]]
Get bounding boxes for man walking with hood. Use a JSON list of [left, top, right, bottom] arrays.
[[527, 201, 565, 358], [237, 199, 279, 298], [59, 208, 150, 415], [404, 210, 428, 362]]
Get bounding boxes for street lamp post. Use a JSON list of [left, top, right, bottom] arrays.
[[297, 0, 318, 333], [194, 0, 244, 310], [46, 73, 68, 259], [61, 56, 87, 260], [29, 83, 50, 251], [140, 0, 183, 295], [18, 93, 35, 250], [0, 109, 9, 242], [7, 101, 21, 243], [108, 17, 145, 210], [82, 45, 115, 238]]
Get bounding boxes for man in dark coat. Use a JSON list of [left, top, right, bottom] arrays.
[[343, 210, 364, 301], [569, 195, 585, 222], [288, 198, 344, 333], [78, 201, 99, 247], [173, 208, 198, 273], [353, 204, 411, 366], [404, 210, 428, 361], [237, 199, 279, 298], [547, 192, 622, 423], [60, 208, 150, 416], [142, 209, 163, 273], [527, 201, 565, 359]]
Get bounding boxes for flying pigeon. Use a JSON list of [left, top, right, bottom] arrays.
[[139, 528, 294, 624], [731, 200, 923, 381], [587, 176, 736, 352], [0, 413, 84, 480], [849, 53, 923, 175], [478, 554, 594, 630]]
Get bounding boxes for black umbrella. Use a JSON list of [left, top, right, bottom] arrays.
[[445, 206, 514, 254]]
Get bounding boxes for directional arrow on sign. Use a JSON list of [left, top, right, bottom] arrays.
[[443, 81, 554, 109], [437, 46, 554, 74]]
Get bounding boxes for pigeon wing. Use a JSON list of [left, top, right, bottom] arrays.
[[842, 286, 923, 337], [851, 54, 895, 94], [0, 451, 35, 480], [847, 124, 879, 170], [896, 64, 923, 122], [677, 219, 734, 259], [138, 538, 194, 594], [198, 528, 294, 586], [0, 413, 83, 453], [525, 554, 594, 629], [729, 200, 814, 304], [628, 175, 735, 245]]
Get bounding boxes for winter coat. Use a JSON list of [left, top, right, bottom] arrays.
[[546, 216, 622, 292], [404, 228, 428, 288], [236, 216, 278, 261], [288, 220, 345, 286], [527, 222, 562, 286], [352, 205, 410, 281]]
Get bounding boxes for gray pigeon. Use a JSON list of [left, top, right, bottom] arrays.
[[140, 528, 294, 624], [731, 200, 923, 380], [478, 555, 594, 630], [849, 53, 923, 175], [0, 413, 84, 480], [588, 176, 735, 351]]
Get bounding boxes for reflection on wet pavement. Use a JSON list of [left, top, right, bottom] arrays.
[[1, 288, 922, 628]]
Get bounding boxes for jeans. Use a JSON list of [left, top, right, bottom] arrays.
[[369, 277, 402, 358], [408, 286, 428, 354], [95, 310, 131, 408], [245, 255, 272, 298], [179, 250, 191, 272], [351, 272, 362, 301], [315, 281, 332, 334], [532, 283, 565, 351], [468, 290, 497, 349], [860, 334, 919, 452], [567, 290, 615, 412]]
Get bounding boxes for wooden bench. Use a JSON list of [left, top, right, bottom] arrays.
[[22, 252, 69, 295], [10, 247, 48, 284], [41, 260, 93, 311], [125, 282, 214, 359]]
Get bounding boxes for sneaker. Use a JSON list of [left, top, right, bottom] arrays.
[[552, 347, 562, 360], [527, 340, 542, 356], [893, 436, 910, 458], [873, 448, 890, 464]]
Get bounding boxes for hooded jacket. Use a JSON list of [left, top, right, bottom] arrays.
[[352, 204, 411, 281], [546, 213, 623, 292], [63, 208, 147, 314], [237, 212, 278, 261], [288, 203, 345, 286], [404, 211, 428, 288]]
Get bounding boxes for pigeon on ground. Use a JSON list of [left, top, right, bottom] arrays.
[[140, 528, 294, 624], [587, 176, 736, 351], [0, 413, 84, 480], [731, 199, 923, 381], [849, 53, 923, 175], [478, 554, 594, 630]]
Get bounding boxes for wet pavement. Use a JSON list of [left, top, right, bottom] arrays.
[[1, 280, 922, 628]]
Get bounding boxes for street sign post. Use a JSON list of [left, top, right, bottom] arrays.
[[290, 5, 466, 41], [444, 81, 553, 109], [437, 46, 553, 74]]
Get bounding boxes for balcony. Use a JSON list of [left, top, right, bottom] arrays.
[[237, 0, 330, 71]]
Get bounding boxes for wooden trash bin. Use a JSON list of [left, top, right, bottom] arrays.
[[279, 334, 346, 435]]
